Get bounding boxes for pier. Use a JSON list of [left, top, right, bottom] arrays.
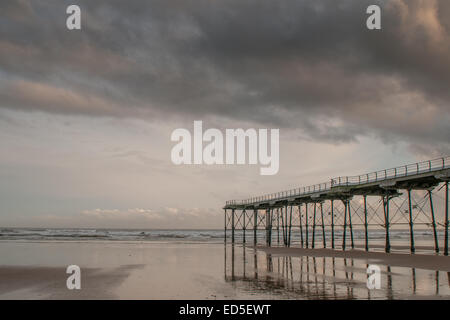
[[224, 156, 450, 255]]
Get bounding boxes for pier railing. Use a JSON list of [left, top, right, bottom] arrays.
[[226, 156, 450, 206]]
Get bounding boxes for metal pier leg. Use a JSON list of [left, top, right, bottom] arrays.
[[331, 200, 335, 249], [288, 205, 293, 247], [243, 209, 246, 244], [281, 207, 285, 246], [321, 202, 326, 248], [224, 209, 227, 244], [383, 195, 391, 253], [266, 209, 271, 247], [428, 190, 439, 253], [299, 205, 304, 248], [269, 208, 273, 246], [284, 206, 287, 246], [342, 200, 347, 251], [407, 189, 415, 253], [284, 206, 288, 246], [269, 208, 273, 247], [265, 209, 268, 246], [312, 203, 317, 249], [363, 195, 369, 251], [285, 205, 289, 246], [277, 208, 280, 245], [280, 206, 286, 247], [231, 209, 235, 244], [445, 181, 449, 256], [265, 209, 269, 246], [348, 200, 354, 249], [253, 209, 257, 246], [305, 203, 309, 248]]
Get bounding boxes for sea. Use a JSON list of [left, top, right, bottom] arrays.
[[0, 227, 444, 246]]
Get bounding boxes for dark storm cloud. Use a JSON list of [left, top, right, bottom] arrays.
[[0, 0, 449, 149]]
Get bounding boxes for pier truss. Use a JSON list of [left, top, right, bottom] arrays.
[[224, 157, 450, 255]]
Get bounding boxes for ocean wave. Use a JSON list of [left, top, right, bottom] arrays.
[[0, 233, 108, 238], [0, 228, 19, 233], [199, 233, 224, 238], [0, 228, 439, 243], [143, 233, 188, 239]]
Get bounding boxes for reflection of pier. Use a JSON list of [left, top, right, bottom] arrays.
[[224, 245, 450, 299], [224, 157, 450, 254]]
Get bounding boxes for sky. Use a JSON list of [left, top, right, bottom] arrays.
[[0, 0, 449, 229]]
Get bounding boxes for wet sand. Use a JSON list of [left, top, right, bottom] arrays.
[[0, 265, 140, 299], [0, 241, 449, 299], [0, 241, 265, 299], [259, 246, 450, 272]]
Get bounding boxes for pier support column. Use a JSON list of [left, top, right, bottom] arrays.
[[284, 205, 288, 247], [312, 203, 317, 249], [224, 209, 227, 244], [266, 209, 272, 247], [331, 200, 335, 249], [253, 209, 257, 246], [284, 207, 287, 247], [445, 181, 449, 256], [347, 200, 354, 249], [407, 189, 415, 253], [383, 195, 391, 253], [265, 209, 268, 246], [243, 209, 246, 244], [363, 195, 369, 251], [305, 203, 309, 248], [231, 209, 235, 244], [428, 190, 439, 253], [342, 200, 347, 251], [299, 205, 304, 248], [288, 205, 293, 247], [321, 202, 326, 248], [280, 207, 286, 246], [269, 208, 273, 247], [277, 208, 280, 245]]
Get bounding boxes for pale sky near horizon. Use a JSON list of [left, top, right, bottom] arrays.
[[1, 0, 449, 229]]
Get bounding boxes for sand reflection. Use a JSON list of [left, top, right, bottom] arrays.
[[224, 244, 450, 299]]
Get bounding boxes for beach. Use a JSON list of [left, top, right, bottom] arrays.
[[0, 240, 279, 299], [0, 241, 236, 299], [0, 238, 449, 299]]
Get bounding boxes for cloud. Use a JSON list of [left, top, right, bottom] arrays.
[[1, 207, 222, 229], [77, 207, 221, 228], [0, 0, 449, 150], [81, 208, 163, 220], [0, 79, 128, 116], [80, 207, 214, 220]]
